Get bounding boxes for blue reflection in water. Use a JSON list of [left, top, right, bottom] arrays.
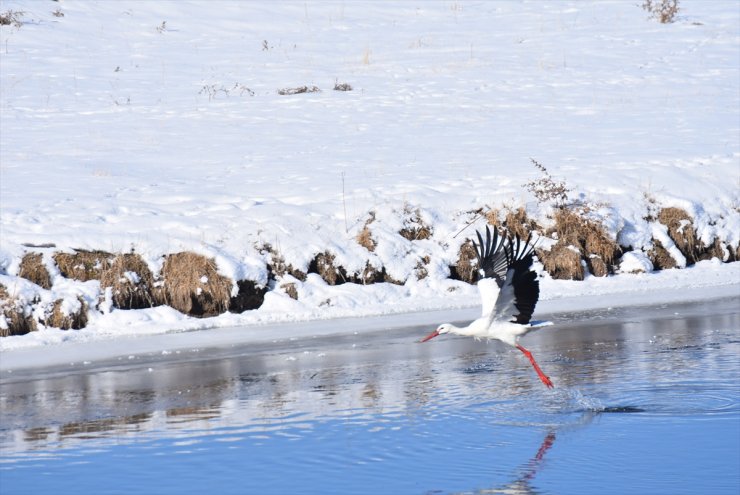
[[1, 301, 739, 495]]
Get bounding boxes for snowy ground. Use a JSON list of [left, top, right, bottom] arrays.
[[1, 1, 738, 354]]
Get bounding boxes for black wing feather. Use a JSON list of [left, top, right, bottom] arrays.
[[473, 226, 508, 287], [473, 227, 540, 324], [505, 233, 539, 324]]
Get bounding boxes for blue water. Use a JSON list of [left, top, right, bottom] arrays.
[[1, 299, 739, 494]]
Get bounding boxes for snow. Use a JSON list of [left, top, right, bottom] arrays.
[[618, 251, 654, 273], [1, 1, 739, 359]]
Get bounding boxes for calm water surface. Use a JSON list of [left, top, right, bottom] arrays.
[[1, 298, 739, 495]]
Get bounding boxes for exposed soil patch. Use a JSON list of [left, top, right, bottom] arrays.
[[229, 280, 268, 313]]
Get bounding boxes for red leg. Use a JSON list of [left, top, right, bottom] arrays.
[[516, 344, 554, 389]]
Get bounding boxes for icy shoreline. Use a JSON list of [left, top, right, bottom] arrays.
[[1, 260, 737, 372]]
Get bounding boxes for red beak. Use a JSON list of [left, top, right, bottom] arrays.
[[420, 329, 440, 343]]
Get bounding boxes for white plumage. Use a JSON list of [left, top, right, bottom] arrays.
[[421, 227, 554, 388]]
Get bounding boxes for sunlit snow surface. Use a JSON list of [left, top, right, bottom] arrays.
[[0, 1, 738, 353]]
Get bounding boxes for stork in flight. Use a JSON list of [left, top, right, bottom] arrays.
[[420, 226, 554, 388]]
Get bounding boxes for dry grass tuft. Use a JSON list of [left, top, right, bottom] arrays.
[[229, 280, 267, 313], [699, 238, 731, 263], [0, 10, 24, 27], [309, 252, 349, 285], [537, 245, 584, 281], [356, 225, 376, 252], [551, 208, 620, 275], [651, 207, 736, 265], [354, 262, 385, 285], [278, 85, 321, 95], [587, 255, 609, 277], [0, 285, 37, 337], [280, 282, 298, 300], [399, 207, 432, 241], [642, 0, 679, 23], [487, 207, 540, 241], [648, 239, 678, 270], [413, 256, 431, 281], [262, 244, 307, 281], [54, 250, 113, 281], [657, 208, 700, 265], [100, 253, 159, 310], [19, 253, 51, 289], [356, 212, 377, 252], [159, 252, 232, 317], [43, 298, 88, 330], [450, 239, 479, 284], [334, 82, 353, 91]]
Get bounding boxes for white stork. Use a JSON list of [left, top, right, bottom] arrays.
[[421, 226, 554, 388]]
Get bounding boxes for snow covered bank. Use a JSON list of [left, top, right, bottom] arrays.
[[1, 260, 738, 369], [1, 1, 738, 344]]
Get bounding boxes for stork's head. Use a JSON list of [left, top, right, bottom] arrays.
[[420, 323, 452, 342]]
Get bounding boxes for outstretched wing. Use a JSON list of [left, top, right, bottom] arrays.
[[474, 226, 508, 287], [489, 234, 540, 325]]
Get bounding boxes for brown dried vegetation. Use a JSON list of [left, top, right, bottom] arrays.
[[43, 298, 88, 330], [262, 244, 307, 281], [549, 208, 620, 277], [19, 253, 51, 289], [537, 244, 584, 281], [100, 253, 159, 310], [449, 239, 479, 284], [159, 252, 232, 317], [648, 207, 735, 268], [356, 224, 376, 252], [54, 250, 113, 281], [486, 207, 540, 241], [280, 282, 298, 300], [399, 207, 432, 241], [657, 208, 700, 264], [642, 0, 680, 23], [309, 252, 349, 286], [0, 285, 37, 337]]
